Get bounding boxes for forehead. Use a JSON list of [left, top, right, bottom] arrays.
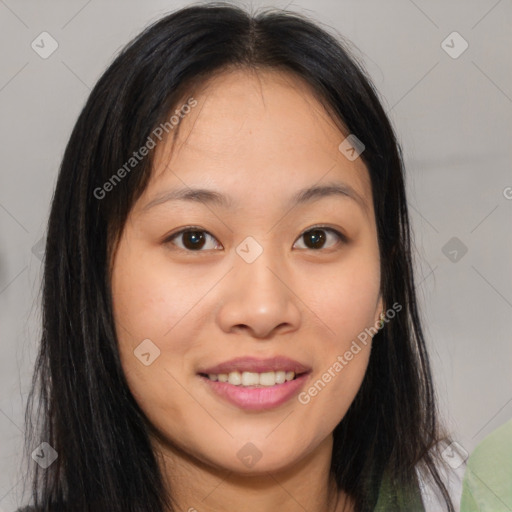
[[145, 68, 372, 214]]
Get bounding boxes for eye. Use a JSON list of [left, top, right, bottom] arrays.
[[293, 226, 346, 251], [164, 225, 346, 252], [165, 227, 222, 252]]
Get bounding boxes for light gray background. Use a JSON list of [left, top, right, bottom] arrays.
[[0, 0, 511, 510]]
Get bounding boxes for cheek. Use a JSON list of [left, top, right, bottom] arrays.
[[306, 250, 381, 341], [110, 244, 200, 410], [111, 242, 207, 350], [296, 251, 379, 410]]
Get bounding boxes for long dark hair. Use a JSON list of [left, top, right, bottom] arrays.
[[22, 3, 455, 511]]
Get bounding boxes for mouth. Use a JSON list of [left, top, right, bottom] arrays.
[[196, 356, 312, 411]]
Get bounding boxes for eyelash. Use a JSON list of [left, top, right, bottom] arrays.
[[163, 225, 347, 253]]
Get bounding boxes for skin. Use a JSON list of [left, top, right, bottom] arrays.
[[111, 68, 384, 512]]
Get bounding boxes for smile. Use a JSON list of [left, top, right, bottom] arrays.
[[197, 356, 312, 410], [203, 370, 297, 387]]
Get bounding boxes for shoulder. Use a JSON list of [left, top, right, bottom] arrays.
[[461, 419, 512, 511]]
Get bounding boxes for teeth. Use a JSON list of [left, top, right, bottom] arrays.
[[206, 370, 296, 386], [228, 371, 242, 386], [259, 371, 276, 386], [275, 371, 286, 384], [242, 371, 260, 386]]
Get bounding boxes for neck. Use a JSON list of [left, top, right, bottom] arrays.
[[152, 434, 353, 512]]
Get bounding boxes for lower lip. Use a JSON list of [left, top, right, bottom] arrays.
[[199, 373, 310, 411]]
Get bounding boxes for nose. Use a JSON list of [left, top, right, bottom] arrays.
[[215, 250, 302, 339]]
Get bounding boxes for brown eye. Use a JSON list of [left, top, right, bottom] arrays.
[[294, 227, 345, 251], [166, 228, 221, 252]]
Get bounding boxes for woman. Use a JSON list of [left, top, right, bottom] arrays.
[[20, 3, 456, 511]]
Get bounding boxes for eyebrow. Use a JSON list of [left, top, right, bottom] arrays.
[[141, 181, 368, 214]]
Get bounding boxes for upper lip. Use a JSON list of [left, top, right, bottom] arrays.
[[198, 356, 312, 375]]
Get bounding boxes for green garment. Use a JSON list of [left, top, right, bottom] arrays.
[[460, 419, 512, 511], [373, 470, 426, 511]]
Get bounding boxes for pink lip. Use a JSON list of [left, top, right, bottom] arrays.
[[198, 356, 311, 375], [199, 373, 310, 411]]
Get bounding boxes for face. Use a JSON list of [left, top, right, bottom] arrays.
[[110, 68, 383, 475]]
